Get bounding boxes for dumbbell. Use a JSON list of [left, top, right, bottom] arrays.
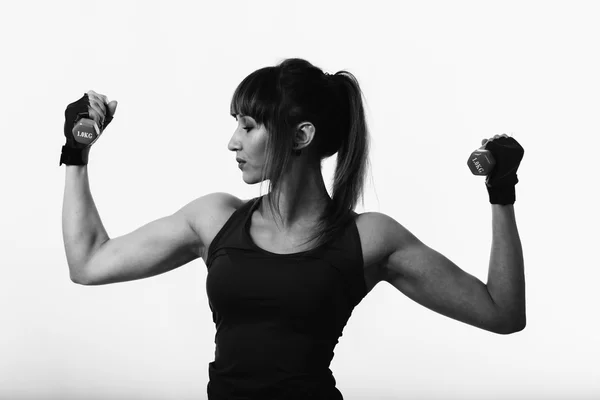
[[467, 146, 496, 176], [72, 118, 101, 146]]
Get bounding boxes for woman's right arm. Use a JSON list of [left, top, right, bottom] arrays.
[[62, 165, 211, 285], [62, 165, 110, 282]]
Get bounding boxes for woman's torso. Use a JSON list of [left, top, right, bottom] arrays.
[[194, 195, 388, 295]]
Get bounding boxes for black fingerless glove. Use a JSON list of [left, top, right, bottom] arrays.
[[59, 93, 113, 166], [484, 137, 525, 205]]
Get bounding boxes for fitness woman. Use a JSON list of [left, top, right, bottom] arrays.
[[61, 58, 525, 400]]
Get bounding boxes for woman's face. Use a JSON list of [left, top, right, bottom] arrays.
[[228, 115, 269, 184]]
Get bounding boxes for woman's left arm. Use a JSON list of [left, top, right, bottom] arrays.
[[376, 205, 526, 335], [486, 204, 526, 330]]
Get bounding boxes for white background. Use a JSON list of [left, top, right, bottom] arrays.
[[1, 1, 598, 399]]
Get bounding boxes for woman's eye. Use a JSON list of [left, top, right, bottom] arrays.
[[243, 127, 251, 132]]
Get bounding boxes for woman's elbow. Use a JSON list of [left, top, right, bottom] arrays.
[[495, 315, 526, 335]]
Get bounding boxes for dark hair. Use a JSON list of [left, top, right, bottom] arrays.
[[230, 58, 371, 249]]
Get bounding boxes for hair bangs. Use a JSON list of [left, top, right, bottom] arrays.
[[230, 66, 279, 126]]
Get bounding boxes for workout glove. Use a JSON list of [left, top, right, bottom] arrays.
[[59, 93, 114, 166], [484, 136, 524, 205]]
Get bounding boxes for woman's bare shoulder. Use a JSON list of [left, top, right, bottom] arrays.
[[193, 192, 248, 211], [184, 192, 251, 262]]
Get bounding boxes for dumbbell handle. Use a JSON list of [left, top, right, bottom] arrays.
[[72, 118, 101, 146], [468, 146, 496, 176]]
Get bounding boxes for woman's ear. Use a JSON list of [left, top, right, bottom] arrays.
[[295, 122, 316, 149]]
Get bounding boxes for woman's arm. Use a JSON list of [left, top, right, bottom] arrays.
[[62, 165, 110, 281], [486, 204, 526, 329], [375, 206, 526, 335], [62, 164, 206, 286]]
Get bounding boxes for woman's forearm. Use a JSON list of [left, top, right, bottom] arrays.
[[486, 204, 526, 331], [62, 165, 110, 282]]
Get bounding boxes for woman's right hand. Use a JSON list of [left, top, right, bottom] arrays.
[[60, 91, 118, 166], [64, 90, 118, 145]]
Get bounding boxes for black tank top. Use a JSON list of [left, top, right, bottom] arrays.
[[205, 195, 367, 399]]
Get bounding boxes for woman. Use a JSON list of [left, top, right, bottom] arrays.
[[61, 58, 525, 400]]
